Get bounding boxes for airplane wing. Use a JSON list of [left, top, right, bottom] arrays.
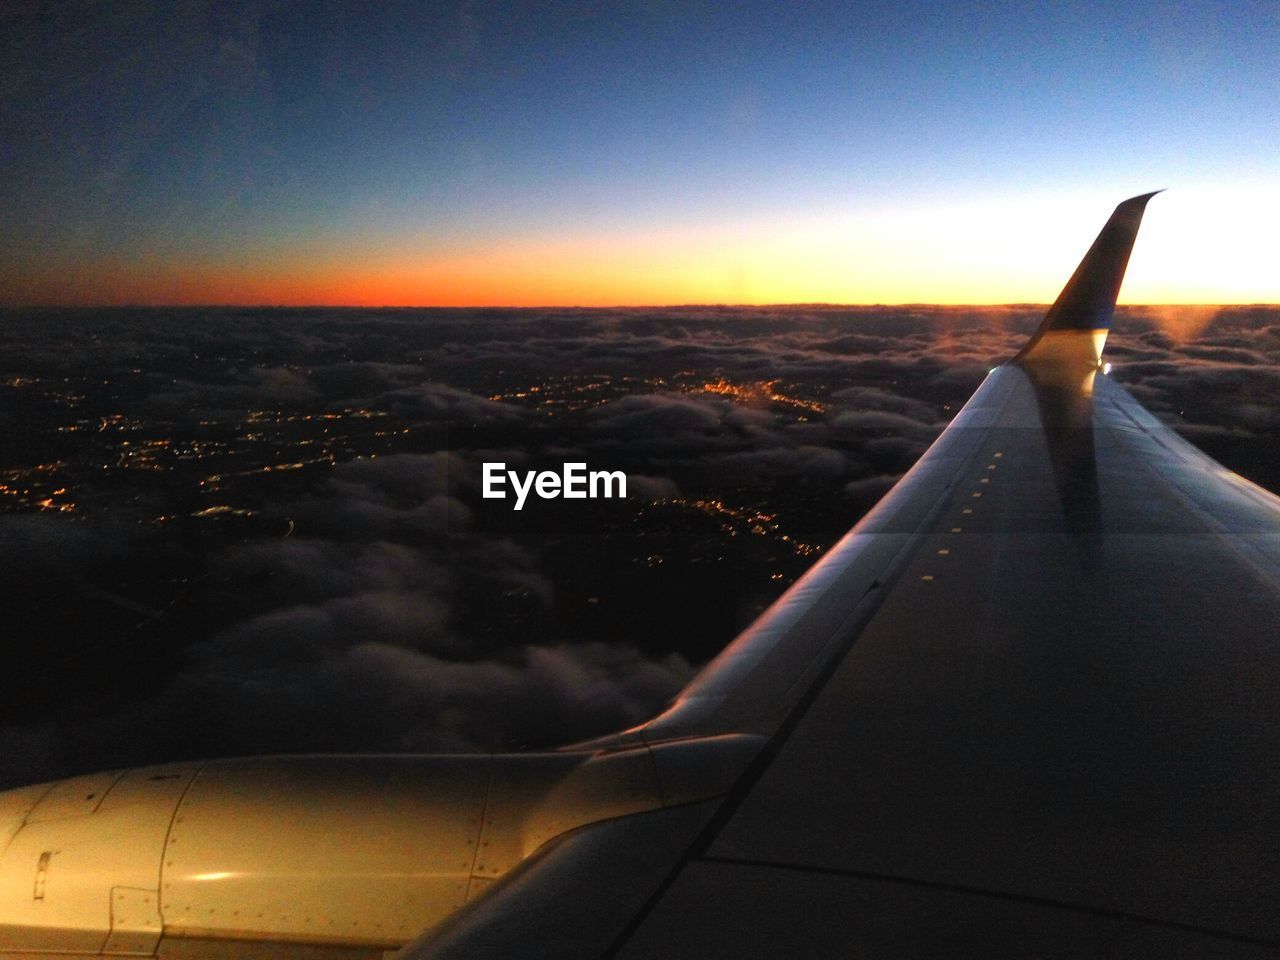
[[405, 193, 1280, 958], [5, 194, 1280, 959]]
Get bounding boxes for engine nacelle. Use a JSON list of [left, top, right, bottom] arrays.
[[0, 738, 759, 956]]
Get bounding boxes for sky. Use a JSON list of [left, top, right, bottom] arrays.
[[2, 0, 1278, 306]]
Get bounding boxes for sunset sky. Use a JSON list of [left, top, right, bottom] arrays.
[[2, 0, 1278, 306]]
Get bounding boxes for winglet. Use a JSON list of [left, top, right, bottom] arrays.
[[1015, 191, 1162, 369]]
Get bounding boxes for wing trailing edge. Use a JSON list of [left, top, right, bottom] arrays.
[[1015, 190, 1161, 370]]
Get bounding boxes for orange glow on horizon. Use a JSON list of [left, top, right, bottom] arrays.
[[6, 187, 1278, 307]]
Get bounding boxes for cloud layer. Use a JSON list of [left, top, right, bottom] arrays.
[[2, 304, 1279, 786]]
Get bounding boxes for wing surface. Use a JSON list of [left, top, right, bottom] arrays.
[[411, 194, 1280, 958], [614, 364, 1280, 957]]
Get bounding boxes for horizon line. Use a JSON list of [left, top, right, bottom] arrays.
[[3, 301, 1277, 311]]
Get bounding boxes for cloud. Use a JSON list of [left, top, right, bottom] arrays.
[[626, 473, 681, 500], [146, 366, 320, 417], [829, 384, 942, 423], [590, 393, 726, 438], [711, 445, 849, 477], [844, 473, 902, 504], [831, 409, 939, 434], [380, 382, 522, 424]]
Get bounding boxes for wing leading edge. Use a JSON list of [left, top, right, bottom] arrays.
[[410, 194, 1280, 958]]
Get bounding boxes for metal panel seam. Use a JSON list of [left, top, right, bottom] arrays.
[[696, 856, 1280, 952], [0, 782, 57, 859], [463, 761, 495, 903], [156, 762, 210, 930]]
